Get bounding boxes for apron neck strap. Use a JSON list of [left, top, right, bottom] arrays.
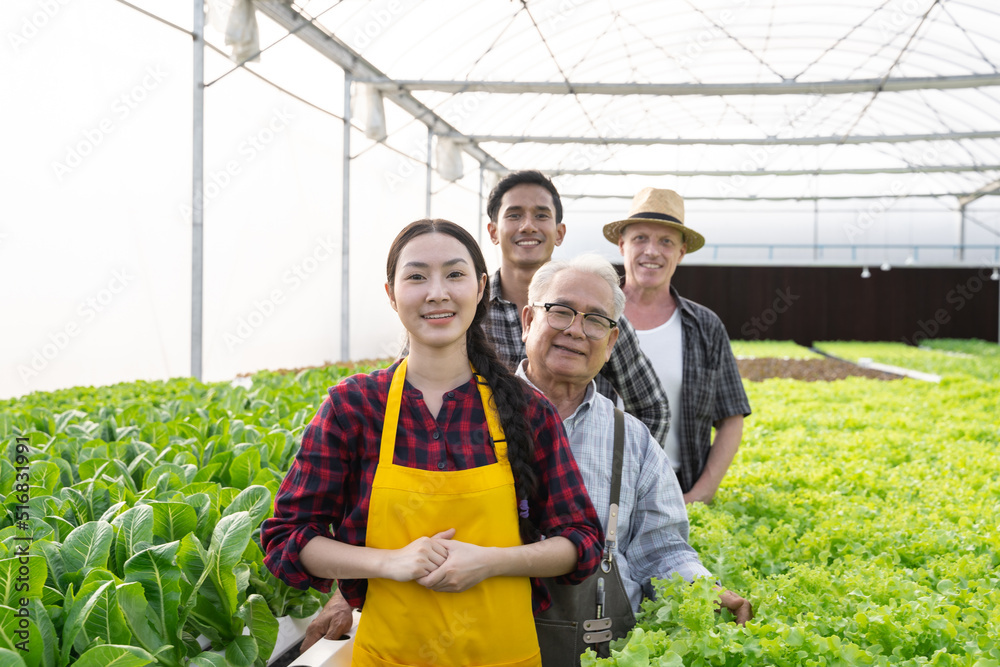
[[472, 371, 508, 462], [380, 358, 509, 465], [379, 358, 409, 465]]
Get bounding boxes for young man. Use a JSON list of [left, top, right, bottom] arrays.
[[484, 170, 671, 447], [605, 187, 751, 503]]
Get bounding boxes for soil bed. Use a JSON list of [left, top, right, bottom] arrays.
[[737, 357, 901, 382], [243, 358, 900, 383]]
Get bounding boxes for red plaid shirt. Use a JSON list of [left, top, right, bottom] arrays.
[[261, 361, 604, 614]]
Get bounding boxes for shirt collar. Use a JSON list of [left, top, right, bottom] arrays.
[[489, 269, 506, 304], [514, 360, 597, 426], [670, 284, 694, 318]]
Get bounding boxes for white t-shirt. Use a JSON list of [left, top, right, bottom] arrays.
[[634, 309, 683, 471]]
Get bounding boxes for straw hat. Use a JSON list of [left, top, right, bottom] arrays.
[[602, 187, 705, 253]]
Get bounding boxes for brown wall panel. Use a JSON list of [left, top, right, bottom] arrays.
[[635, 266, 1000, 344]]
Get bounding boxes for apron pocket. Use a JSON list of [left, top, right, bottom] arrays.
[[535, 618, 580, 667]]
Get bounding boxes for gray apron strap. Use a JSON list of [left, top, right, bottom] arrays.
[[536, 409, 636, 666], [601, 408, 625, 573], [611, 408, 624, 503]]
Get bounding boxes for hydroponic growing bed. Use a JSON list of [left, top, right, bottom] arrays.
[[1, 366, 363, 667], [3, 342, 999, 667], [588, 340, 1000, 666]]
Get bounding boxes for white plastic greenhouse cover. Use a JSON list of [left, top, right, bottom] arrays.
[[3, 0, 1000, 398]]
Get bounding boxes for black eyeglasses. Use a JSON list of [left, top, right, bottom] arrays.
[[530, 302, 618, 340]]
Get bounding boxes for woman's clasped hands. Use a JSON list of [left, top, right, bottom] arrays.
[[383, 528, 495, 593]]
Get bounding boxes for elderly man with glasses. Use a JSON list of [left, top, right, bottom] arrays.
[[518, 254, 751, 665]]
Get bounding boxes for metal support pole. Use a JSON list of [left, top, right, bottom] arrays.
[[426, 127, 433, 218], [959, 205, 966, 261], [341, 74, 352, 362], [478, 163, 485, 246], [813, 199, 819, 260], [191, 0, 204, 381]]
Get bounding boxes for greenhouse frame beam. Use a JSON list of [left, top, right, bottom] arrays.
[[373, 74, 1000, 96], [253, 0, 505, 173], [542, 165, 1000, 177], [958, 178, 1000, 207], [562, 192, 991, 201], [454, 130, 1000, 146]]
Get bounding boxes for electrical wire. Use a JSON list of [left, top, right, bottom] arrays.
[[111, 0, 348, 123], [519, 1, 609, 152], [791, 1, 893, 82], [964, 212, 1000, 238], [684, 0, 786, 82], [203, 1, 345, 88], [112, 0, 451, 176], [938, 1, 998, 73], [836, 0, 943, 142]]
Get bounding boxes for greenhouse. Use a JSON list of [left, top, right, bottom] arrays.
[[3, 1, 1000, 666]]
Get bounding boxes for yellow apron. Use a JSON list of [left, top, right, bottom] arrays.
[[352, 358, 541, 667]]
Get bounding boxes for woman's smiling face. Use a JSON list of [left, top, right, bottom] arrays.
[[387, 232, 487, 354]]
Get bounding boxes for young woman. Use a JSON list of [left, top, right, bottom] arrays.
[[262, 219, 603, 667]]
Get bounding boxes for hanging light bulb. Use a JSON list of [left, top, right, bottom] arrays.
[[861, 266, 871, 279], [991, 267, 1000, 281], [904, 255, 915, 266], [881, 261, 891, 272]]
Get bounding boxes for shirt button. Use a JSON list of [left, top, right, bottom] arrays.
[[437, 461, 446, 470], [432, 431, 440, 439], [447, 391, 455, 398]]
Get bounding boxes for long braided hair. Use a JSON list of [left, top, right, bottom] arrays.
[[386, 219, 540, 543]]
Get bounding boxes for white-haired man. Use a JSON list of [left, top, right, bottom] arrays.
[[604, 188, 751, 504], [520, 254, 751, 664]]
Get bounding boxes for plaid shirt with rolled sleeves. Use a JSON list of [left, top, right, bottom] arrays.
[[517, 363, 713, 611], [669, 286, 752, 494], [260, 361, 604, 615], [485, 270, 671, 447]]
